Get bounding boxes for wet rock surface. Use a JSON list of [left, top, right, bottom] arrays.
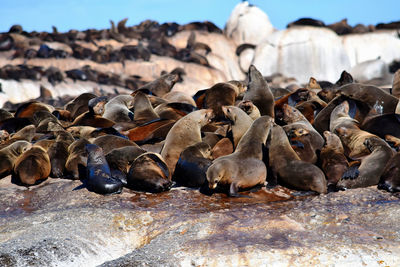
[[1, 176, 400, 266]]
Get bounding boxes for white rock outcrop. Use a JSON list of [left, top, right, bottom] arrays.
[[225, 1, 274, 46], [342, 33, 400, 67], [252, 26, 351, 83], [350, 58, 390, 82]]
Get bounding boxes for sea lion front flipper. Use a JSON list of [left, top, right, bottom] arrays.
[[228, 183, 252, 198], [341, 164, 360, 180]]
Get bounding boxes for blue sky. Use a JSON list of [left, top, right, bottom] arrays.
[[0, 0, 399, 33]]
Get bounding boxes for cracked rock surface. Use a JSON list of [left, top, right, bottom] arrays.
[[1, 176, 400, 266]]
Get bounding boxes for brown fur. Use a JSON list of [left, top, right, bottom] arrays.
[[0, 140, 32, 178]]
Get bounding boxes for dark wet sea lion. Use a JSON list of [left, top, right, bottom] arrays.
[[361, 113, 400, 139], [127, 152, 172, 193], [269, 125, 327, 194], [161, 109, 213, 173], [243, 65, 275, 117], [337, 136, 393, 189], [287, 128, 318, 164], [83, 144, 123, 194], [13, 145, 51, 186], [0, 140, 32, 178], [320, 131, 349, 191], [174, 142, 212, 187], [105, 146, 146, 185]]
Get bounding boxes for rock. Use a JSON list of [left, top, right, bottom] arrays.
[[239, 47, 255, 73], [1, 176, 400, 266], [342, 32, 400, 67], [350, 58, 391, 83], [225, 1, 274, 46], [168, 30, 245, 82], [252, 26, 351, 83]]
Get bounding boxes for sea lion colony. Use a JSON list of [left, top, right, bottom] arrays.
[[1, 19, 400, 197]]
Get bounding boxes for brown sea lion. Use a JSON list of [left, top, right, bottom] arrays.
[[320, 131, 349, 190], [378, 151, 400, 192], [287, 128, 318, 164], [221, 105, 253, 147], [124, 119, 175, 144], [392, 69, 400, 99], [211, 137, 234, 160], [305, 77, 322, 92], [174, 142, 212, 187], [204, 82, 237, 119], [13, 145, 51, 186], [127, 152, 172, 193], [137, 73, 178, 97], [92, 135, 137, 154], [64, 93, 97, 119], [237, 100, 260, 120], [47, 131, 75, 178], [330, 101, 377, 159], [132, 91, 159, 124], [65, 138, 91, 180], [0, 109, 13, 121], [163, 91, 196, 106], [161, 109, 213, 173], [282, 104, 324, 150], [206, 116, 274, 196], [14, 101, 54, 119], [0, 140, 32, 178], [269, 125, 327, 194], [337, 136, 394, 189], [102, 95, 134, 122], [243, 65, 275, 117]]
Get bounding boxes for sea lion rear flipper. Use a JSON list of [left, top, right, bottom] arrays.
[[228, 183, 251, 198]]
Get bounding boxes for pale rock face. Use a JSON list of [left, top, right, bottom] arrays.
[[239, 47, 255, 73], [252, 26, 351, 83], [168, 30, 245, 82], [350, 58, 389, 82], [342, 33, 400, 67], [225, 1, 274, 46]]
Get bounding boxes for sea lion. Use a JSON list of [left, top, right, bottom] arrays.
[[287, 18, 326, 28], [14, 101, 54, 119], [137, 73, 178, 97], [163, 91, 196, 106], [361, 113, 400, 139], [320, 131, 349, 191], [211, 137, 234, 160], [337, 136, 394, 189], [126, 152, 172, 193], [385, 134, 400, 151], [132, 91, 159, 124], [378, 151, 400, 192], [65, 138, 91, 180], [222, 105, 253, 147], [206, 157, 266, 197], [282, 104, 324, 150], [124, 119, 176, 144], [154, 102, 197, 121], [105, 146, 146, 185], [287, 128, 318, 164], [71, 96, 115, 128], [173, 142, 212, 187], [392, 69, 400, 99], [243, 65, 275, 117], [65, 93, 97, 119], [161, 109, 213, 173], [305, 77, 322, 92], [269, 125, 327, 194], [83, 144, 123, 194], [102, 95, 134, 123], [330, 101, 377, 159], [92, 135, 136, 154], [0, 140, 32, 178], [47, 131, 75, 178], [206, 116, 274, 196], [0, 109, 13, 121], [204, 82, 237, 119], [237, 100, 260, 120], [13, 145, 51, 186]]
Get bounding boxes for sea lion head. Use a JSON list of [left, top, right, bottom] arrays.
[[86, 144, 105, 165], [282, 104, 304, 123], [206, 162, 224, 189], [11, 140, 32, 155]]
